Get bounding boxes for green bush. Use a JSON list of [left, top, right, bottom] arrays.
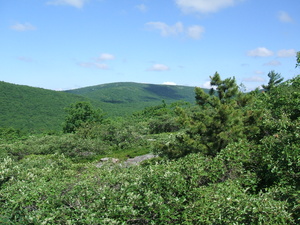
[[0, 153, 296, 224], [0, 127, 27, 144], [148, 114, 180, 134], [63, 101, 104, 133], [0, 134, 107, 161]]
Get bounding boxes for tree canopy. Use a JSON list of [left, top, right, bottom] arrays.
[[155, 72, 260, 158], [62, 101, 104, 133], [262, 70, 284, 91]]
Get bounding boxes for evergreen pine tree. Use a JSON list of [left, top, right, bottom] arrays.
[[157, 72, 258, 158], [262, 70, 284, 91]]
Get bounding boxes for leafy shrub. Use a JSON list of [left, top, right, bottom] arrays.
[[0, 134, 107, 161], [63, 101, 104, 133], [148, 114, 180, 134], [185, 180, 293, 224], [0, 127, 27, 144], [0, 153, 295, 224], [250, 115, 300, 191]]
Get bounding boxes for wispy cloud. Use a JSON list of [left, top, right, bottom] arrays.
[[77, 62, 109, 70], [247, 48, 296, 58], [77, 62, 93, 68], [254, 71, 265, 75], [146, 21, 204, 39], [241, 63, 249, 67], [17, 56, 34, 62], [146, 22, 184, 37], [264, 60, 281, 66], [243, 75, 265, 82], [175, 0, 243, 14], [147, 64, 170, 71], [135, 4, 147, 12], [202, 81, 217, 89], [163, 82, 177, 85], [78, 53, 114, 70], [97, 53, 115, 61], [278, 11, 293, 23], [247, 47, 274, 57], [10, 23, 36, 31], [47, 0, 88, 8], [277, 49, 296, 57], [187, 25, 205, 39], [94, 63, 109, 69]]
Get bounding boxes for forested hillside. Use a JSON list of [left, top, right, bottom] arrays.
[[0, 81, 199, 132], [0, 81, 90, 132], [65, 82, 199, 117]]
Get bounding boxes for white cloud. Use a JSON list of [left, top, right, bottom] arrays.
[[243, 75, 265, 82], [247, 47, 274, 57], [98, 53, 115, 61], [264, 60, 281, 66], [175, 0, 242, 14], [254, 71, 264, 75], [94, 63, 109, 69], [187, 25, 205, 39], [146, 22, 184, 37], [78, 53, 114, 69], [201, 81, 217, 89], [77, 62, 94, 68], [77, 62, 109, 70], [47, 0, 88, 8], [163, 82, 177, 85], [148, 64, 170, 71], [77, 62, 92, 68], [278, 11, 293, 23], [247, 48, 296, 58], [277, 49, 296, 57], [146, 21, 204, 39], [10, 23, 36, 31], [136, 4, 147, 12], [202, 81, 212, 89]]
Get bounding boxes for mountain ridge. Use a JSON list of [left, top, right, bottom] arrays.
[[0, 81, 202, 131], [64, 82, 197, 103]]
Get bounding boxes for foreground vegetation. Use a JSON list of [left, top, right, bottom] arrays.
[[0, 56, 299, 224]]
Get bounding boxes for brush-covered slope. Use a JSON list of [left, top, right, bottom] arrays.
[[0, 81, 91, 132], [65, 82, 199, 116]]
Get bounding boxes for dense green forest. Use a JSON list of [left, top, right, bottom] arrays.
[[0, 82, 91, 132], [0, 81, 200, 132], [0, 54, 299, 224], [65, 82, 199, 117], [65, 82, 197, 104]]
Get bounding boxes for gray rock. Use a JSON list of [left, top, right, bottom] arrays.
[[96, 154, 157, 168], [123, 154, 157, 166], [96, 157, 120, 168]]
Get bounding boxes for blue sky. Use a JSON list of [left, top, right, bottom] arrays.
[[1, 0, 299, 90]]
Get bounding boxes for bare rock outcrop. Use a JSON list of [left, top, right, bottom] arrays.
[[96, 154, 157, 168]]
